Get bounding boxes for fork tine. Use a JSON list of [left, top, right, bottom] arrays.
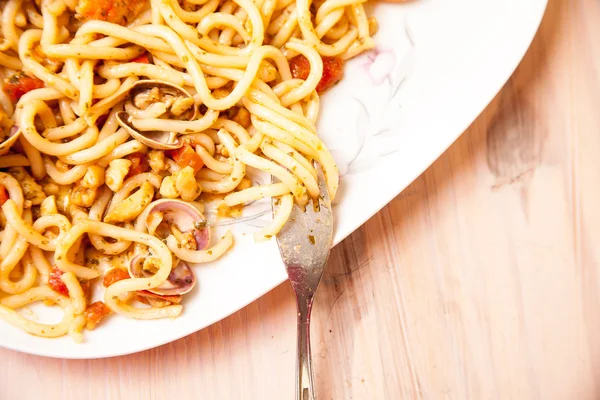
[[274, 163, 333, 271]]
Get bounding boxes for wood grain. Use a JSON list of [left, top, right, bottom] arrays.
[[2, 1, 597, 398]]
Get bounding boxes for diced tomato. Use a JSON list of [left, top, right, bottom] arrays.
[[126, 152, 149, 177], [289, 55, 311, 81], [130, 53, 150, 64], [75, 0, 147, 25], [80, 280, 91, 298], [49, 266, 90, 297], [168, 145, 204, 173], [0, 184, 9, 206], [2, 72, 45, 103], [319, 57, 344, 92], [103, 268, 130, 287], [289, 55, 344, 93], [48, 266, 69, 297], [84, 301, 111, 329], [137, 290, 183, 304]]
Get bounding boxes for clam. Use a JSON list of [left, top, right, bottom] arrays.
[[129, 199, 211, 295], [143, 199, 210, 251], [129, 255, 196, 295], [0, 125, 21, 156], [116, 80, 198, 150]]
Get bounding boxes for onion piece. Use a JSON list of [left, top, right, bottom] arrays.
[[0, 125, 21, 156]]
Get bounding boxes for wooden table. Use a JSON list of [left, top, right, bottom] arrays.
[[2, 1, 597, 398]]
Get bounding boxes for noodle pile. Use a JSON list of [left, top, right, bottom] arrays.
[[0, 0, 375, 340]]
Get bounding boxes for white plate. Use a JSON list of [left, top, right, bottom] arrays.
[[0, 0, 547, 358]]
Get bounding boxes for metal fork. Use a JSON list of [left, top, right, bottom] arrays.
[[273, 165, 333, 400]]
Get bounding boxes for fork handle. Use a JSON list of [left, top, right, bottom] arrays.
[[296, 296, 315, 400]]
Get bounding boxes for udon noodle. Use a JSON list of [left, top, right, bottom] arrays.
[[0, 0, 376, 340]]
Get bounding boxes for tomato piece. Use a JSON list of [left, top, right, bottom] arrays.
[[49, 266, 90, 297], [0, 184, 9, 206], [48, 266, 69, 297], [84, 301, 111, 329], [2, 72, 45, 103], [137, 290, 183, 304], [319, 56, 344, 92], [289, 55, 311, 81], [130, 53, 150, 64], [289, 55, 344, 93], [126, 152, 149, 177], [290, 56, 311, 76], [168, 145, 204, 173], [75, 0, 146, 25], [103, 268, 130, 287]]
